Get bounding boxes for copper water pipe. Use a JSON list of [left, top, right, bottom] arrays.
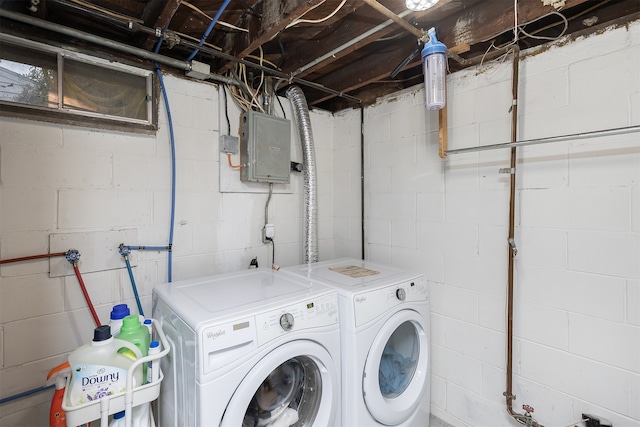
[[505, 43, 520, 420], [0, 252, 68, 264], [504, 45, 544, 427]]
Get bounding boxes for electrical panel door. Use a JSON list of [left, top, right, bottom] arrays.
[[240, 111, 291, 184]]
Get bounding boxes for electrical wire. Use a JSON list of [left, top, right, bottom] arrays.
[[276, 35, 286, 69], [249, 46, 266, 110], [227, 153, 244, 168], [63, 0, 143, 24], [222, 85, 231, 134], [286, 0, 348, 29], [263, 184, 278, 270], [285, 1, 327, 29], [270, 239, 278, 270], [564, 419, 589, 427], [477, 0, 570, 68], [174, 30, 223, 51], [182, 1, 249, 33], [240, 0, 261, 18], [273, 80, 287, 119], [519, 11, 568, 41], [228, 52, 267, 113], [265, 183, 273, 227]]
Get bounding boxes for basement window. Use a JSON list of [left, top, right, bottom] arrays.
[[0, 34, 156, 133]]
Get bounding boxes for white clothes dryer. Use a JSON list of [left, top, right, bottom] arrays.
[[152, 268, 341, 427], [282, 258, 430, 427]]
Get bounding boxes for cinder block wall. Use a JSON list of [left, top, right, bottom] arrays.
[[356, 21, 639, 427], [1, 19, 638, 427], [0, 75, 339, 425]]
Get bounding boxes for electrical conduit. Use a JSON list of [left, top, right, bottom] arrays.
[[286, 86, 318, 264]]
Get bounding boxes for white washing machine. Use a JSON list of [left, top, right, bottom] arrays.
[[282, 258, 430, 427], [152, 268, 341, 427]]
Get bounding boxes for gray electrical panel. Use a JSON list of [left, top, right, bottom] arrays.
[[240, 111, 291, 184]]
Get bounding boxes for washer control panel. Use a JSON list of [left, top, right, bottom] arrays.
[[279, 313, 295, 331], [200, 291, 338, 375], [353, 276, 427, 327], [255, 292, 338, 345]]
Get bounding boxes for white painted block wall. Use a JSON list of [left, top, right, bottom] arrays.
[[1, 19, 638, 427], [0, 75, 337, 425], [357, 21, 640, 427]]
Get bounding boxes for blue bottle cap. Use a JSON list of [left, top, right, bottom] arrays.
[[421, 27, 447, 59], [110, 304, 130, 320], [150, 340, 160, 349], [144, 319, 152, 325], [114, 411, 125, 420]]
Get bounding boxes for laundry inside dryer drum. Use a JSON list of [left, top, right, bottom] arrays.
[[379, 321, 420, 398], [243, 356, 323, 427]]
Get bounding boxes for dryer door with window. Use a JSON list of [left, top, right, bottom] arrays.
[[220, 340, 338, 427], [362, 309, 429, 425]]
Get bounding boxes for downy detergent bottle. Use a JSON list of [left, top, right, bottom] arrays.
[[67, 325, 143, 407]]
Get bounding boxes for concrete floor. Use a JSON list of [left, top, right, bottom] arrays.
[[430, 414, 454, 427]]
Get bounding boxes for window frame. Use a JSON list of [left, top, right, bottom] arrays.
[[0, 33, 157, 134]]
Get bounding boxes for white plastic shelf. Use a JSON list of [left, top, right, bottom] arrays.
[[62, 319, 170, 427]]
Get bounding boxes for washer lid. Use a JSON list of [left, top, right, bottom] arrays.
[[153, 269, 328, 329]]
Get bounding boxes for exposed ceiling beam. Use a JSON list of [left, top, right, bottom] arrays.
[[431, 0, 593, 48], [218, 0, 335, 73], [310, 39, 419, 104], [304, 0, 597, 106], [281, 7, 404, 77], [140, 0, 182, 50]]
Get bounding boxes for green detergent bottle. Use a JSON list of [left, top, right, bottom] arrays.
[[116, 315, 150, 383]]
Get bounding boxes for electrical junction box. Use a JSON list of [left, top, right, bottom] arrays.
[[240, 110, 291, 184]]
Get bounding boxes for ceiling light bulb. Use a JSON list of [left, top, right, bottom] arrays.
[[405, 0, 440, 11]]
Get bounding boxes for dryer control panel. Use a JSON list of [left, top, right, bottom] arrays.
[[255, 292, 338, 346], [353, 276, 427, 327]]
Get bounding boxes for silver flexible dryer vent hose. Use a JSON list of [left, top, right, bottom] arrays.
[[286, 86, 318, 264]]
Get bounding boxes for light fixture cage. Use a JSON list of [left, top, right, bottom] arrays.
[[405, 0, 440, 11]]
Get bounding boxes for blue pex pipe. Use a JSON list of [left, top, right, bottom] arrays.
[[123, 245, 170, 251], [153, 67, 176, 283], [0, 385, 53, 405], [185, 0, 232, 61], [124, 257, 144, 317], [153, 26, 176, 284]]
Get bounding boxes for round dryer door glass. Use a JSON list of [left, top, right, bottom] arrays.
[[242, 356, 322, 427], [363, 309, 429, 425], [379, 320, 419, 398]]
